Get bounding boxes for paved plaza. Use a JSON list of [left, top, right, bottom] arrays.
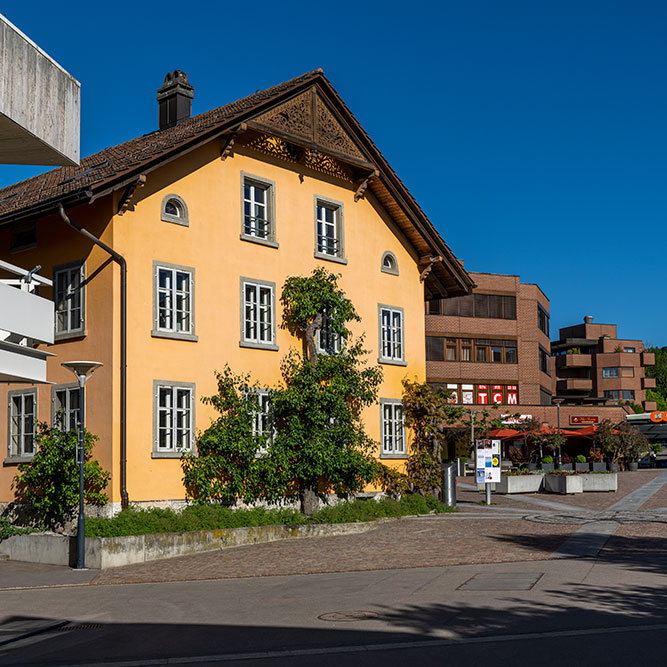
[[0, 470, 665, 666]]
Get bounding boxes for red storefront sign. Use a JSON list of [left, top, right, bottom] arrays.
[[570, 415, 600, 425], [492, 384, 503, 404], [506, 385, 518, 405], [477, 385, 488, 404]]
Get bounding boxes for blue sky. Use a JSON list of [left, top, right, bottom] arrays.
[[2, 1, 666, 345]]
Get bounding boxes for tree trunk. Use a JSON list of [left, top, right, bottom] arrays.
[[300, 486, 320, 516], [303, 313, 323, 364]]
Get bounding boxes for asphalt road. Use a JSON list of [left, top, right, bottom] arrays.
[[1, 547, 666, 667]]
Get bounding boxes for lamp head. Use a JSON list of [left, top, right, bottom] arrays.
[[61, 361, 104, 380]]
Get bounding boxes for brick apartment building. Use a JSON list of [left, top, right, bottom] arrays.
[[425, 274, 631, 434], [551, 316, 656, 411], [425, 272, 553, 407]]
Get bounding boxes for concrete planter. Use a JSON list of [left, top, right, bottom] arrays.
[[544, 474, 583, 495], [574, 463, 589, 472], [591, 462, 607, 472], [558, 464, 573, 471], [627, 462, 639, 472], [540, 463, 555, 472], [580, 473, 617, 492], [495, 474, 544, 494], [0, 522, 379, 569]]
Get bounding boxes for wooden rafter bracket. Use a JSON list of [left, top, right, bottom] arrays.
[[419, 255, 443, 283], [354, 169, 379, 202], [117, 175, 146, 216], [220, 123, 248, 161]]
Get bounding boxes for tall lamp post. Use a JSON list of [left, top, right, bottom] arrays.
[[553, 398, 564, 468], [61, 361, 103, 569]]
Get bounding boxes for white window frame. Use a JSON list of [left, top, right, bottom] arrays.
[[314, 196, 346, 264], [54, 261, 85, 339], [153, 381, 195, 457], [152, 261, 197, 341], [249, 389, 274, 456], [380, 399, 406, 458], [316, 310, 342, 356], [7, 389, 37, 461], [52, 384, 81, 432], [241, 173, 276, 246], [381, 251, 399, 276], [240, 277, 277, 350], [378, 304, 406, 365]]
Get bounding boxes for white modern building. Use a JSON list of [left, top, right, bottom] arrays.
[[0, 13, 80, 383]]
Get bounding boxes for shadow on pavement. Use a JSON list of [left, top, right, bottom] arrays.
[[3, 581, 667, 666], [491, 532, 667, 575]]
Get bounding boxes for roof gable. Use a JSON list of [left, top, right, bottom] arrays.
[[0, 69, 473, 297]]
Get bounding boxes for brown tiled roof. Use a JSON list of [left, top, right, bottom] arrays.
[[0, 68, 473, 295], [0, 70, 321, 221]]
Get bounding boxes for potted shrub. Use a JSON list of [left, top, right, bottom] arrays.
[[540, 455, 554, 472], [588, 446, 606, 472], [558, 453, 573, 471], [574, 454, 589, 472]]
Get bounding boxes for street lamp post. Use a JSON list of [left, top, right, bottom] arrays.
[[61, 361, 103, 569], [553, 399, 564, 468]]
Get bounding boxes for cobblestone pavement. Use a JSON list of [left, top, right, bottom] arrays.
[[92, 471, 667, 587], [92, 517, 576, 586]]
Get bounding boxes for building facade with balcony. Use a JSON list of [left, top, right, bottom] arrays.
[[425, 272, 554, 407], [551, 316, 656, 410]]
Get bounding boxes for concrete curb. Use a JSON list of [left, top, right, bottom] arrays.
[[0, 520, 383, 569]]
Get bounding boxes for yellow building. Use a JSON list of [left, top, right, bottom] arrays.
[[0, 70, 472, 509]]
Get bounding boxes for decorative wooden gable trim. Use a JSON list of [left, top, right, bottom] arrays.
[[248, 87, 372, 169]]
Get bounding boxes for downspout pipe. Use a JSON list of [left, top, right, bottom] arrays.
[[58, 204, 129, 510]]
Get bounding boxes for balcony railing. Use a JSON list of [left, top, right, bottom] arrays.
[[0, 259, 54, 383]]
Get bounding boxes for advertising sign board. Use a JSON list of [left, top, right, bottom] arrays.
[[475, 439, 501, 484], [570, 415, 599, 425]]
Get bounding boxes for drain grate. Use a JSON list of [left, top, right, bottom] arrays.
[[318, 610, 380, 622], [457, 572, 543, 591], [57, 624, 103, 631]]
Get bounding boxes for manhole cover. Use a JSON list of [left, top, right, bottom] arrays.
[[318, 610, 380, 622], [458, 572, 543, 591]]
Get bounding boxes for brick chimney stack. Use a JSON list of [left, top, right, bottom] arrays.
[[157, 71, 194, 130]]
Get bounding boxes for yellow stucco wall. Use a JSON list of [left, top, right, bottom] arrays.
[[0, 141, 427, 503]]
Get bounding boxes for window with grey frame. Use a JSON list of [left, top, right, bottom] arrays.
[[380, 306, 404, 363], [54, 263, 84, 336], [155, 384, 193, 452], [53, 386, 81, 432], [8, 391, 36, 458], [156, 265, 193, 335], [538, 304, 549, 336], [243, 178, 272, 240], [381, 401, 405, 456], [316, 310, 342, 355], [242, 280, 274, 346], [316, 201, 341, 257], [539, 346, 551, 375]]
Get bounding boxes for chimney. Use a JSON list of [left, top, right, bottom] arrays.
[[157, 71, 194, 130], [584, 316, 593, 324]]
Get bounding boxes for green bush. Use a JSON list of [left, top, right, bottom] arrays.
[[0, 517, 35, 541], [13, 423, 110, 529], [540, 455, 554, 464], [85, 495, 455, 537], [575, 455, 587, 463]]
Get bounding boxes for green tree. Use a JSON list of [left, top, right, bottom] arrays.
[[182, 268, 383, 514], [13, 423, 110, 530], [646, 346, 667, 406]]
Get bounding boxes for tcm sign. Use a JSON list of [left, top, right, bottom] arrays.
[[570, 415, 600, 425], [649, 411, 667, 423]]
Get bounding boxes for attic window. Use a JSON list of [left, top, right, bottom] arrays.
[[381, 251, 398, 276], [161, 194, 189, 226]]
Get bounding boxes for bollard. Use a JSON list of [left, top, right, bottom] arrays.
[[440, 463, 457, 508]]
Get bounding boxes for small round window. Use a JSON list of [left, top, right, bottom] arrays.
[[161, 194, 189, 226], [381, 251, 398, 275]]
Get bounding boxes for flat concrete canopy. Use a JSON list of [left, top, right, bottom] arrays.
[[0, 14, 79, 166]]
